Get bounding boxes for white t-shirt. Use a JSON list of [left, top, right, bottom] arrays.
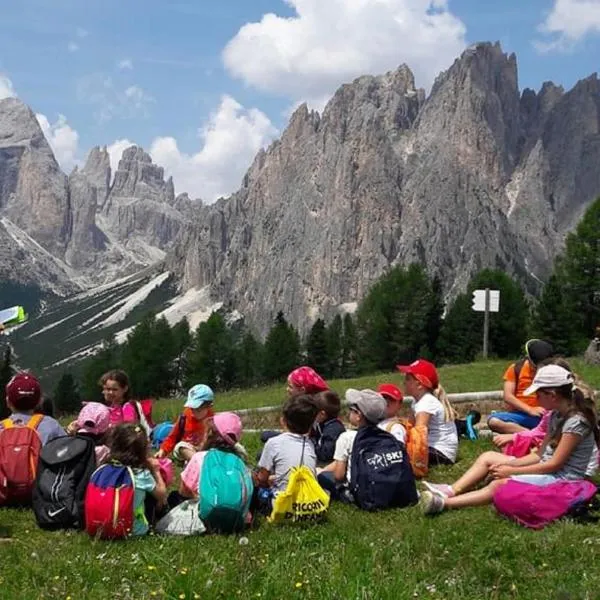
[[258, 432, 317, 494], [378, 418, 407, 445], [414, 393, 458, 462], [333, 430, 358, 483]]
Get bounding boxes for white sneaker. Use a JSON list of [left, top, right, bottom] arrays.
[[422, 481, 455, 498], [420, 490, 445, 515]]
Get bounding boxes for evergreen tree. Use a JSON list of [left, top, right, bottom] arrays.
[[186, 312, 236, 390], [340, 314, 359, 377], [355, 264, 437, 371], [326, 314, 343, 378], [235, 331, 264, 388], [0, 345, 13, 419], [263, 312, 301, 382], [306, 318, 330, 377], [436, 293, 480, 364], [437, 269, 529, 363], [53, 372, 81, 415], [425, 275, 445, 359], [121, 313, 176, 398], [172, 319, 192, 393], [81, 336, 120, 401], [556, 197, 600, 346], [532, 274, 578, 356]]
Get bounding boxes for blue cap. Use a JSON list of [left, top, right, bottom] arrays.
[[184, 384, 215, 409]]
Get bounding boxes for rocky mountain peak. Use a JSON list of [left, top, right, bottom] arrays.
[[81, 146, 111, 209]]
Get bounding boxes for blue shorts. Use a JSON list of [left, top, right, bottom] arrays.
[[488, 411, 541, 429]]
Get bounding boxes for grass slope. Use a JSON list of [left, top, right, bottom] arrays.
[[2, 359, 600, 600]]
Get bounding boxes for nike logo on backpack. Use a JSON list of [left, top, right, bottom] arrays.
[[48, 507, 66, 518]]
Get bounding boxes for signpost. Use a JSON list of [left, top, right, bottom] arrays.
[[471, 289, 500, 359]]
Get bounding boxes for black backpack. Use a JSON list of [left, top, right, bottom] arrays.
[[32, 435, 96, 529], [349, 426, 418, 511]]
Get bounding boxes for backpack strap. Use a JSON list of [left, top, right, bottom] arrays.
[[1, 418, 13, 429], [27, 414, 44, 430], [514, 358, 526, 388], [385, 418, 402, 433]]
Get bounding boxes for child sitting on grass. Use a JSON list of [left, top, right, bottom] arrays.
[[421, 365, 600, 515], [67, 402, 111, 464], [377, 383, 407, 444], [1, 373, 65, 445], [156, 384, 215, 463], [106, 424, 167, 535], [254, 395, 320, 510], [311, 390, 345, 465], [317, 389, 387, 502]]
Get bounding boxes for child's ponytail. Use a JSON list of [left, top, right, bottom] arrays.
[[572, 386, 600, 448], [433, 384, 457, 422]]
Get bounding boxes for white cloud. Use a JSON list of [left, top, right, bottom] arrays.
[[117, 58, 133, 71], [76, 74, 154, 122], [76, 27, 89, 39], [148, 95, 277, 202], [36, 113, 80, 173], [0, 73, 16, 99], [107, 138, 135, 173], [535, 0, 600, 52], [223, 0, 467, 108], [68, 42, 79, 53]]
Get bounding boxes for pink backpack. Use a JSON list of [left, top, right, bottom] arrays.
[[493, 479, 597, 529]]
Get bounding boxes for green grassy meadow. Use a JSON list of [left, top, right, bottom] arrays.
[[1, 358, 600, 600]]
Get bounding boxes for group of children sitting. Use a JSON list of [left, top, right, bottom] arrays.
[[1, 338, 599, 537]]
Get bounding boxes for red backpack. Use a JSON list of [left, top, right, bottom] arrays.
[[0, 414, 44, 506], [84, 463, 135, 539]]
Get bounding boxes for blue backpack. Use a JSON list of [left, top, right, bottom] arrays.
[[350, 426, 418, 511], [199, 449, 253, 533], [151, 422, 175, 449]]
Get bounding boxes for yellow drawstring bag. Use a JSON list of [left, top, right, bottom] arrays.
[[268, 465, 330, 524]]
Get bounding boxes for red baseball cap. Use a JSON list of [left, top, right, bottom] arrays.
[[396, 359, 439, 390], [377, 383, 404, 403], [6, 372, 41, 410]]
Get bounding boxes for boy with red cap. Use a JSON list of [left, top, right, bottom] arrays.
[[0, 373, 64, 445], [377, 383, 407, 444], [397, 359, 458, 465]]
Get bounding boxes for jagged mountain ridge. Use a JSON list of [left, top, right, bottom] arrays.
[[166, 42, 600, 335], [0, 99, 190, 298], [3, 42, 600, 363]]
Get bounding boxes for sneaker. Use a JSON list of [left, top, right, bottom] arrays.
[[422, 481, 455, 498], [420, 491, 445, 515]]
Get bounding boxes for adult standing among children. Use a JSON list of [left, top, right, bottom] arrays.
[[488, 339, 554, 434], [397, 359, 458, 466]]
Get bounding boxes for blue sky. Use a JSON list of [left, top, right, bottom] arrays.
[[1, 0, 599, 201]]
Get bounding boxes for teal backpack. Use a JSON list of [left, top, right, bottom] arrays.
[[198, 449, 253, 533]]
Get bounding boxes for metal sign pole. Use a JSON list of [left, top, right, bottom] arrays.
[[483, 287, 490, 359]]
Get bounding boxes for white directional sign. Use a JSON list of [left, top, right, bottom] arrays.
[[472, 289, 500, 313]]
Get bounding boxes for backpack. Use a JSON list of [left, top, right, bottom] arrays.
[[493, 479, 597, 529], [198, 449, 253, 533], [0, 414, 44, 506], [33, 435, 96, 529], [84, 463, 135, 539], [350, 425, 418, 511], [151, 415, 184, 450], [385, 418, 429, 479]]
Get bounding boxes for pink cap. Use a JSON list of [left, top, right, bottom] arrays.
[[77, 402, 111, 435], [212, 412, 242, 446]]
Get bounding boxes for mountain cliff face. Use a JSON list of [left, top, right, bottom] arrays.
[[3, 42, 600, 347], [0, 99, 189, 295], [167, 42, 600, 335]]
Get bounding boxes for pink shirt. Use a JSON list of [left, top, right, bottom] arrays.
[[108, 403, 137, 426], [180, 451, 208, 495]]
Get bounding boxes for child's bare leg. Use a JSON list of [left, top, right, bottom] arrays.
[[445, 479, 507, 509], [488, 418, 527, 434], [452, 452, 513, 495], [179, 446, 195, 462]]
